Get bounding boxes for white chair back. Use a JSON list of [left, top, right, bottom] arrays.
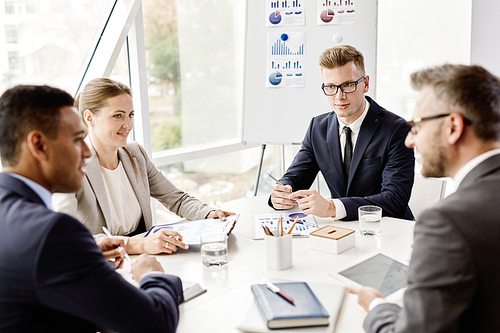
[[409, 176, 447, 219]]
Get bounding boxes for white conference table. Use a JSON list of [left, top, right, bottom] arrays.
[[145, 196, 415, 333]]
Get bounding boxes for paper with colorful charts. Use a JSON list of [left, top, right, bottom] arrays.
[[253, 211, 317, 239]]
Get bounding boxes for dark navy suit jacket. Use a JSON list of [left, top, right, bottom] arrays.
[[0, 173, 183, 333], [272, 96, 415, 220]]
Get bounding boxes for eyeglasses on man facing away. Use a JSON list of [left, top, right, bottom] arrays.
[[406, 113, 471, 135]]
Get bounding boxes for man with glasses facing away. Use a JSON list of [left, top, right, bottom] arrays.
[[270, 45, 415, 221], [347, 64, 500, 332], [0, 85, 183, 332]]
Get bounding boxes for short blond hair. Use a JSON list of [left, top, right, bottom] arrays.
[[319, 45, 365, 76]]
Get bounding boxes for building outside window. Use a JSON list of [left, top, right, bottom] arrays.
[[4, 1, 15, 14], [7, 51, 20, 70], [0, 0, 116, 96], [5, 25, 17, 44]]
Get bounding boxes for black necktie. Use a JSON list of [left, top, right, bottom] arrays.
[[343, 126, 353, 178]]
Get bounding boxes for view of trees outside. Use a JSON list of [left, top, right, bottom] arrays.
[[142, 0, 182, 151]]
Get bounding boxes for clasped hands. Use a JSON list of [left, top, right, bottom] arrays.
[[270, 183, 337, 218]]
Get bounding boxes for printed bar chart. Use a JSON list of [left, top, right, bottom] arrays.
[[271, 38, 304, 56], [270, 0, 301, 8], [323, 0, 354, 6]]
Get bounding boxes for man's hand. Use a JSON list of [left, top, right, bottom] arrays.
[[131, 254, 164, 284], [345, 284, 384, 312], [97, 237, 126, 269], [271, 183, 296, 209], [288, 190, 336, 217], [207, 209, 235, 221]]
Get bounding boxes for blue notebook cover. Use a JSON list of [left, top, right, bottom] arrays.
[[251, 282, 329, 329]]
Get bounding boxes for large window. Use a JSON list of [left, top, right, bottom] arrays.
[[0, 0, 116, 96]]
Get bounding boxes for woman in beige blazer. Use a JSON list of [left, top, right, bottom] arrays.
[[52, 78, 233, 255]]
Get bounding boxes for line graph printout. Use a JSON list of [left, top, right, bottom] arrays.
[[317, 0, 357, 25], [266, 0, 305, 27], [266, 32, 305, 88]]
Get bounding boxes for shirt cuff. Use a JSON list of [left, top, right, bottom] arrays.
[[331, 199, 347, 220], [141, 271, 166, 281], [368, 297, 388, 311]]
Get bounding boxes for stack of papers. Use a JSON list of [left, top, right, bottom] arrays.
[[145, 215, 239, 246]]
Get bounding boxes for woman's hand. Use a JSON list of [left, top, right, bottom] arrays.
[[207, 209, 235, 221], [127, 229, 188, 255]]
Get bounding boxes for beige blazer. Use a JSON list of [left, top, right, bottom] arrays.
[[52, 137, 213, 235]]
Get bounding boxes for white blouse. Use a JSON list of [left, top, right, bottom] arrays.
[[100, 161, 142, 235]]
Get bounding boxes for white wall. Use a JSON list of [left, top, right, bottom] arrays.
[[470, 0, 500, 76]]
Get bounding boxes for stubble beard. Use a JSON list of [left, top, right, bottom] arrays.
[[421, 132, 448, 178]]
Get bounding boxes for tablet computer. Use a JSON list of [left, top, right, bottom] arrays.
[[329, 252, 409, 302]]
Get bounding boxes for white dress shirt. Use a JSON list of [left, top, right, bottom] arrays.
[[331, 100, 370, 220]]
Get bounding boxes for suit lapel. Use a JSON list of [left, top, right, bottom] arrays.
[[85, 138, 113, 227], [118, 147, 151, 225], [348, 103, 383, 188], [326, 114, 347, 194]]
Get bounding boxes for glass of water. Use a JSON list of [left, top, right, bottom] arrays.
[[201, 232, 228, 267], [358, 205, 382, 237]]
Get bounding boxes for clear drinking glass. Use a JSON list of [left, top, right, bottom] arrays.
[[358, 205, 382, 237], [201, 232, 228, 267]]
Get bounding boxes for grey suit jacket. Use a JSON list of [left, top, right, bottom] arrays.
[[364, 153, 500, 333], [53, 138, 213, 235]]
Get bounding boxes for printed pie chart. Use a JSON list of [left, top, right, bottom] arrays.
[[269, 72, 283, 86], [320, 9, 334, 23], [269, 11, 282, 25]]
